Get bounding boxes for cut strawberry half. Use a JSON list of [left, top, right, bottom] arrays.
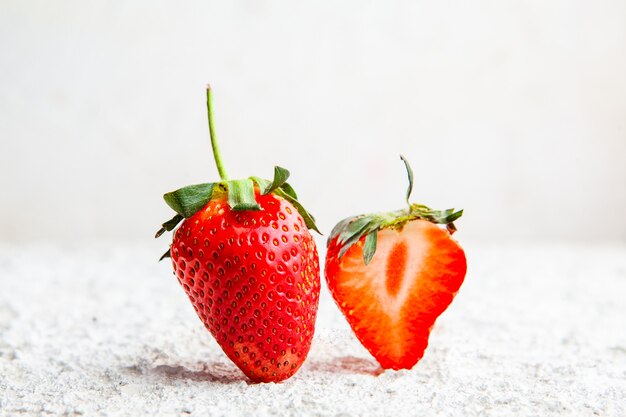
[[325, 157, 466, 370]]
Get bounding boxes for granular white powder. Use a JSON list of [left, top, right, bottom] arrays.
[[1, 242, 624, 416]]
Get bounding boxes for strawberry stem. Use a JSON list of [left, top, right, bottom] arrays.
[[400, 155, 414, 208], [206, 85, 229, 181]]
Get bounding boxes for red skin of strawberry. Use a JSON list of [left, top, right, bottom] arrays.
[[170, 192, 320, 383], [325, 219, 466, 370]]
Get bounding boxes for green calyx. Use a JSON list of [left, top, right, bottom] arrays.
[[155, 166, 319, 237], [328, 156, 463, 266], [155, 86, 319, 260]]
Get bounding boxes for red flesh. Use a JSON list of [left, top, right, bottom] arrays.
[[325, 219, 466, 370]]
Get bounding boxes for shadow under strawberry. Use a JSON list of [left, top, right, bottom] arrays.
[[123, 360, 246, 385], [306, 356, 384, 376], [149, 362, 244, 384]]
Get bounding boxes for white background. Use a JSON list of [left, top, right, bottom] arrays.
[[1, 0, 625, 244]]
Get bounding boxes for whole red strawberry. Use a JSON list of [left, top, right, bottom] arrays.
[[156, 86, 320, 382], [325, 157, 466, 370]]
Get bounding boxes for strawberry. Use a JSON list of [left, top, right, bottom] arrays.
[[155, 86, 320, 382], [325, 157, 466, 370]]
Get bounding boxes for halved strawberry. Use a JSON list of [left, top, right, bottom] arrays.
[[325, 157, 466, 370]]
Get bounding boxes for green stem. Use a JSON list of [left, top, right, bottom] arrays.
[[206, 85, 229, 181]]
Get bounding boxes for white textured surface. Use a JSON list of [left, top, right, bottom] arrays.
[[2, 1, 626, 242], [1, 242, 625, 416]]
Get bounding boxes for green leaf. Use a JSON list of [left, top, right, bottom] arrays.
[[400, 155, 414, 206], [249, 176, 271, 194], [251, 171, 319, 234], [155, 214, 184, 238], [276, 189, 321, 234], [164, 183, 215, 218], [444, 209, 463, 223], [337, 217, 381, 258], [329, 215, 356, 243], [227, 179, 260, 211], [263, 166, 291, 195], [159, 247, 171, 261], [362, 231, 378, 265], [416, 207, 463, 224], [338, 217, 371, 245], [279, 182, 298, 200]]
